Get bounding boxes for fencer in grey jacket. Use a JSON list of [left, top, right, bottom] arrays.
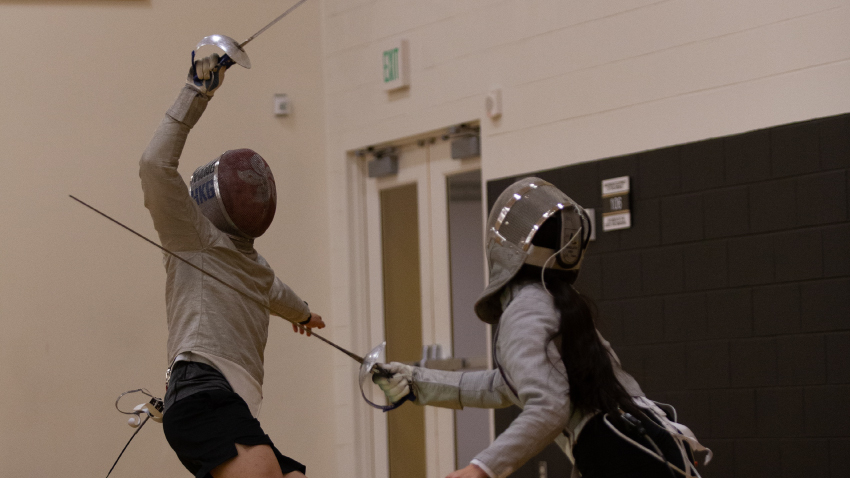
[[406, 282, 644, 478], [139, 80, 317, 417], [375, 178, 709, 478]]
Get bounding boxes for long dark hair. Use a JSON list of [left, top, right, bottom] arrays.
[[517, 215, 642, 418]]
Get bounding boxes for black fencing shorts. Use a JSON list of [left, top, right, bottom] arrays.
[[162, 362, 306, 478]]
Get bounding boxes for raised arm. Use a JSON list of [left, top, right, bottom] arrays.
[[138, 54, 226, 251]]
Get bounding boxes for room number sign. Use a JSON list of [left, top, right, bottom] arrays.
[[601, 176, 631, 231]]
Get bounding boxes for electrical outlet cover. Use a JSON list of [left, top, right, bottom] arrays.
[[274, 94, 290, 116]]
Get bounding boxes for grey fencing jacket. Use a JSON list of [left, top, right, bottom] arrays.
[[409, 282, 645, 478], [139, 85, 311, 413]]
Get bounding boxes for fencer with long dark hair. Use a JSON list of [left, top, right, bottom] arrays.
[[139, 54, 325, 478], [374, 177, 710, 478]]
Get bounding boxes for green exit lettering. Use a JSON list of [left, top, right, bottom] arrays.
[[383, 48, 399, 83]]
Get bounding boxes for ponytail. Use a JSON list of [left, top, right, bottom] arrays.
[[545, 269, 642, 417], [520, 214, 642, 417]]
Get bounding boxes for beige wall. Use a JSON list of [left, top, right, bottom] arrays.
[[322, 0, 850, 476], [0, 1, 332, 477]]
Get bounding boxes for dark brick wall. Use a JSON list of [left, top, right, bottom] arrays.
[[488, 113, 850, 478]]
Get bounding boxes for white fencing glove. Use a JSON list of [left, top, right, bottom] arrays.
[[188, 53, 227, 97], [372, 362, 414, 404]]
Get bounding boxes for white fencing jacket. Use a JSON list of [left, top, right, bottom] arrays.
[[409, 282, 646, 478], [139, 85, 311, 416]]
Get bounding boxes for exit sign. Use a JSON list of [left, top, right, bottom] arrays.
[[382, 39, 409, 91]]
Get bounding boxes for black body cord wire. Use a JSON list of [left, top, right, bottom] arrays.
[[644, 432, 678, 478], [622, 412, 678, 478], [105, 414, 150, 478]]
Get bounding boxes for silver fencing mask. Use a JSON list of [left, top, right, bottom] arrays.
[[474, 177, 591, 324], [189, 149, 277, 239]]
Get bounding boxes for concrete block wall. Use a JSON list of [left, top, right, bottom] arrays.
[[488, 112, 850, 477]]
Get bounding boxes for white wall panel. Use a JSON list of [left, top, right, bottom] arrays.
[[324, 0, 665, 93], [325, 44, 375, 94], [416, 0, 666, 69], [324, 2, 378, 53], [500, 6, 850, 134], [324, 0, 848, 144], [324, 0, 373, 18], [485, 60, 850, 179], [325, 0, 507, 53], [323, 0, 850, 170]]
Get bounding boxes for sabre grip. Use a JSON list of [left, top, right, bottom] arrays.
[[190, 51, 229, 95], [218, 54, 236, 69], [373, 364, 415, 412]]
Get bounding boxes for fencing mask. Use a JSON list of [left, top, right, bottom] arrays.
[[189, 149, 277, 239], [473, 177, 591, 324]]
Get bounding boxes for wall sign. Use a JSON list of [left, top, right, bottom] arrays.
[[382, 39, 409, 91], [601, 176, 631, 231]]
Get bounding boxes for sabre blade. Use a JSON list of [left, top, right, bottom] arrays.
[[69, 194, 365, 364], [239, 0, 309, 48], [311, 333, 365, 364]]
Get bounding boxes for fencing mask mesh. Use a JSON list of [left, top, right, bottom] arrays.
[[189, 149, 277, 239]]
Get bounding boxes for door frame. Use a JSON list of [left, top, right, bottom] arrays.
[[348, 129, 488, 478]]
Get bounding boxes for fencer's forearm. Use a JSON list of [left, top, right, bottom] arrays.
[[165, 85, 209, 129], [410, 368, 513, 410], [410, 367, 464, 409], [140, 86, 209, 174], [456, 369, 515, 409], [269, 277, 311, 323]]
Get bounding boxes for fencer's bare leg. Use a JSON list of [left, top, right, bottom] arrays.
[[211, 443, 306, 478]]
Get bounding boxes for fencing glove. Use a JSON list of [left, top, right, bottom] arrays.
[[372, 362, 414, 404], [188, 53, 227, 97]]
